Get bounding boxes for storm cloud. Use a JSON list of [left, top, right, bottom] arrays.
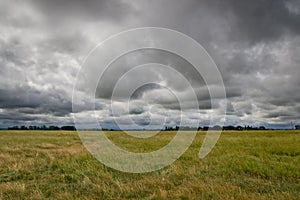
[[0, 0, 299, 129]]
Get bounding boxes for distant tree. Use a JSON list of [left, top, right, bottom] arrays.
[[8, 126, 19, 130], [203, 126, 209, 131], [49, 126, 60, 130], [223, 126, 234, 130], [259, 126, 266, 130], [245, 125, 254, 130], [295, 125, 300, 130], [20, 125, 28, 130], [164, 126, 174, 131], [44, 125, 49, 130], [61, 126, 76, 131]]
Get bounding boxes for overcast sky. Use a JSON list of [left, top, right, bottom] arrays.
[[0, 0, 300, 129]]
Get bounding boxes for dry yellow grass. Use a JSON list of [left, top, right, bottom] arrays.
[[0, 130, 299, 199]]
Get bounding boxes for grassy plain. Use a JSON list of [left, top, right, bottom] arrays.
[[0, 130, 299, 199]]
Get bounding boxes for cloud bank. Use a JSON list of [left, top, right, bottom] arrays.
[[0, 0, 300, 129]]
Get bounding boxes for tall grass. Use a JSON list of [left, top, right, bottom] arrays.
[[0, 130, 299, 199]]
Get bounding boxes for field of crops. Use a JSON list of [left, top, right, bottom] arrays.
[[0, 130, 299, 199]]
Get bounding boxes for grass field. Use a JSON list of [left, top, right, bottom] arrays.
[[0, 130, 299, 199]]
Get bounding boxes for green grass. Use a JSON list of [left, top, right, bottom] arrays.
[[0, 130, 299, 199]]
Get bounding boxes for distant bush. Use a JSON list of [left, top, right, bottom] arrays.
[[7, 125, 76, 131], [61, 126, 77, 131], [162, 125, 270, 131]]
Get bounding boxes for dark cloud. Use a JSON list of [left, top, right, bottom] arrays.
[[31, 0, 138, 24], [0, 86, 42, 109], [0, 0, 299, 128], [129, 107, 145, 115], [95, 48, 206, 100], [223, 0, 300, 44], [142, 0, 300, 44], [0, 85, 72, 117], [130, 83, 163, 100]]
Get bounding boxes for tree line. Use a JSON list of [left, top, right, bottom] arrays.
[[5, 124, 300, 131], [7, 125, 76, 131], [164, 125, 268, 131]]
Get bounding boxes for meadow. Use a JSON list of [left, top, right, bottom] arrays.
[[0, 130, 299, 199]]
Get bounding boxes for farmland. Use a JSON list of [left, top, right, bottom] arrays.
[[0, 130, 299, 199]]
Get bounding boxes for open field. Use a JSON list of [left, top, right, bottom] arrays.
[[0, 130, 299, 199]]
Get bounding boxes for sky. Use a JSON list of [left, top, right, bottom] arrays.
[[0, 0, 300, 129]]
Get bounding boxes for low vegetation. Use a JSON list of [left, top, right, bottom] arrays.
[[0, 130, 299, 199]]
